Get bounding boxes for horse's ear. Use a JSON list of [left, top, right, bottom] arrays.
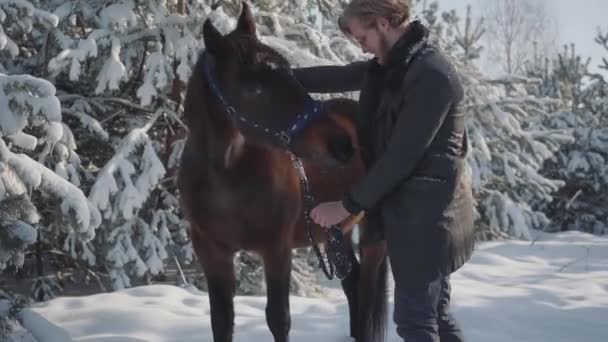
[[236, 1, 256, 36], [203, 18, 224, 55]]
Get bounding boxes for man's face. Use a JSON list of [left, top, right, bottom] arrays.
[[347, 17, 391, 64]]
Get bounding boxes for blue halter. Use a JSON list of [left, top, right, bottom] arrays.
[[201, 51, 325, 147]]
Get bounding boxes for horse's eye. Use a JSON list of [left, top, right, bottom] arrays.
[[242, 83, 262, 97]]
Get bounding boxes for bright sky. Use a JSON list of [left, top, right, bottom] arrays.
[[435, 0, 608, 76]]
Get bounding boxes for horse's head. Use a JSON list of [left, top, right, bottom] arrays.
[[196, 1, 355, 165]]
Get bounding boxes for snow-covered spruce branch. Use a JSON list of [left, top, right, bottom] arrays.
[[62, 108, 108, 140], [0, 297, 72, 342], [0, 73, 100, 244], [59, 93, 188, 141], [47, 1, 206, 106], [0, 0, 58, 59], [93, 96, 188, 130], [88, 109, 165, 222], [0, 73, 61, 136], [538, 109, 608, 234], [83, 108, 170, 289], [0, 74, 84, 172], [0, 193, 38, 269], [0, 139, 101, 239], [482, 190, 547, 240]]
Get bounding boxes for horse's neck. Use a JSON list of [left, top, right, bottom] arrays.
[[182, 64, 234, 165], [188, 103, 244, 170]]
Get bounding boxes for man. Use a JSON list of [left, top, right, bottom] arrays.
[[292, 0, 476, 341]]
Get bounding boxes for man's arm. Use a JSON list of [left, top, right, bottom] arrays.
[[292, 60, 369, 93], [342, 68, 454, 213]]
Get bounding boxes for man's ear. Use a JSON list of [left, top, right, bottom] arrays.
[[203, 18, 225, 55], [236, 1, 256, 36], [376, 17, 390, 33]]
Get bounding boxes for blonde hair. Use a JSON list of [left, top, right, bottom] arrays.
[[338, 0, 411, 35]]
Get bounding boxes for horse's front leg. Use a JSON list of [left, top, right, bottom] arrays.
[[193, 230, 236, 342], [262, 245, 292, 342]]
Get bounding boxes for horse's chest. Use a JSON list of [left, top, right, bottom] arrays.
[[188, 168, 298, 224]]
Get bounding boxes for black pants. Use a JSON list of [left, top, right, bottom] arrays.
[[393, 274, 465, 342]]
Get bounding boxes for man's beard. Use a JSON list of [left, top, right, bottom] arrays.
[[377, 31, 391, 64]]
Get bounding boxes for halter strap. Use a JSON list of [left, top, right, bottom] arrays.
[[201, 51, 325, 147]]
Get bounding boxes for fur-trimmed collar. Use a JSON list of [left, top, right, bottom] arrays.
[[384, 20, 430, 68]]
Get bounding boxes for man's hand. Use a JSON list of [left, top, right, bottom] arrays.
[[310, 201, 350, 228]]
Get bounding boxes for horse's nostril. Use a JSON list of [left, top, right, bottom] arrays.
[[328, 135, 354, 163]]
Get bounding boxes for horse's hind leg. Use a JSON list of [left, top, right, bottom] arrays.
[[262, 246, 292, 342], [340, 232, 361, 339], [193, 231, 236, 342]]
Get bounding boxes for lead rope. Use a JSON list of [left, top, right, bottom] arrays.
[[289, 153, 353, 280]]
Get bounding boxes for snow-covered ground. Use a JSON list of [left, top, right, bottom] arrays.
[[27, 231, 608, 341]]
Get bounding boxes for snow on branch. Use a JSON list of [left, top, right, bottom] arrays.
[[0, 139, 101, 239], [484, 190, 546, 240], [0, 73, 61, 136], [461, 65, 573, 238], [0, 192, 38, 269], [88, 109, 165, 221], [48, 37, 98, 81], [99, 0, 138, 32], [91, 118, 168, 290], [47, 0, 206, 106], [0, 0, 58, 57], [0, 73, 100, 267], [95, 37, 127, 94], [0, 297, 72, 342]]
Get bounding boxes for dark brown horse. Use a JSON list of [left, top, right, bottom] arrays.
[[178, 3, 387, 342]]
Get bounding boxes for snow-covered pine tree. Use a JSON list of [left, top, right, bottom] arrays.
[[0, 0, 200, 296], [0, 72, 102, 269], [552, 43, 590, 112], [462, 71, 573, 240], [0, 0, 103, 324], [523, 42, 561, 99], [596, 29, 608, 74], [441, 5, 484, 66], [535, 36, 608, 235], [0, 74, 100, 258], [0, 0, 100, 269], [43, 0, 216, 292]]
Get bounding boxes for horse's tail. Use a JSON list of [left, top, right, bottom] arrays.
[[359, 242, 388, 342]]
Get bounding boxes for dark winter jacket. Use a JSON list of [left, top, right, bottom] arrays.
[[293, 21, 475, 287]]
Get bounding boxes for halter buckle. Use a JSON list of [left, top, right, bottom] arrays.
[[278, 131, 292, 146], [226, 106, 238, 117]]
